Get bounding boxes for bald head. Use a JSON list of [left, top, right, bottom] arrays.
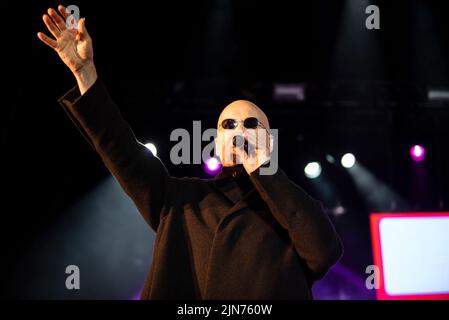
[[217, 100, 270, 132], [215, 100, 271, 167]]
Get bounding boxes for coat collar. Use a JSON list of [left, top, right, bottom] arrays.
[[214, 164, 246, 181], [209, 165, 258, 218]]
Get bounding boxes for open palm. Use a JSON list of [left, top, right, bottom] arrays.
[[37, 5, 93, 73]]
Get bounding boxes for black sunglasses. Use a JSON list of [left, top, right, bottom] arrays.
[[220, 117, 266, 130]]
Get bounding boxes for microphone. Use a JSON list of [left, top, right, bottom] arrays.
[[233, 135, 249, 153]]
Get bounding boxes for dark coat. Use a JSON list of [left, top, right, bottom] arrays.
[[58, 79, 343, 299]]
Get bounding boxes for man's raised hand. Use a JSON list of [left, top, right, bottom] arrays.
[[37, 5, 97, 94]]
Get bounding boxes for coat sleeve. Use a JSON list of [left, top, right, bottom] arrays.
[[249, 165, 343, 280], [58, 78, 171, 231]]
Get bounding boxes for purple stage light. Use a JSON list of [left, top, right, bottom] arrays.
[[131, 289, 143, 300], [410, 145, 425, 162], [204, 157, 221, 175]]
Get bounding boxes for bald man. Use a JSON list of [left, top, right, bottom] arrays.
[[215, 100, 272, 173], [39, 6, 343, 299]]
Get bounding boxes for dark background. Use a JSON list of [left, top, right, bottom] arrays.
[[2, 0, 448, 299]]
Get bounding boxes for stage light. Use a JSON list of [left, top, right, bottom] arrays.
[[341, 153, 356, 168], [33, 176, 155, 299], [410, 145, 425, 162], [273, 83, 306, 102], [326, 154, 336, 164], [347, 162, 410, 211], [428, 88, 449, 101], [332, 205, 346, 216], [204, 157, 221, 175], [370, 212, 449, 300], [144, 143, 158, 156], [304, 162, 321, 179]]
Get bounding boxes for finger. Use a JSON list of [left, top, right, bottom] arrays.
[[78, 18, 90, 39], [58, 5, 70, 19], [247, 129, 269, 150], [37, 32, 57, 49], [238, 142, 259, 164], [234, 145, 247, 163], [48, 7, 66, 31], [43, 14, 60, 38], [245, 130, 257, 145]]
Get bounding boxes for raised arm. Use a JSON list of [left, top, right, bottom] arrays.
[[37, 5, 97, 94], [38, 6, 170, 231]]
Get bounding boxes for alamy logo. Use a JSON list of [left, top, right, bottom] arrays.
[[65, 5, 80, 30], [168, 121, 279, 175], [65, 265, 80, 290], [365, 5, 380, 30], [365, 265, 380, 290]]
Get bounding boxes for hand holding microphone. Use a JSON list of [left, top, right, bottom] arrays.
[[232, 130, 270, 174], [233, 135, 250, 154]]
